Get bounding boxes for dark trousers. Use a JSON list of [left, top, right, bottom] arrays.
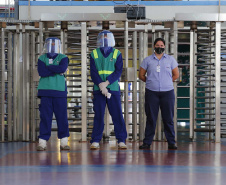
[[38, 97, 70, 141], [91, 93, 127, 143], [143, 89, 176, 145]]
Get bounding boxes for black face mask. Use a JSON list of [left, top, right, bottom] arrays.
[[154, 47, 165, 54]]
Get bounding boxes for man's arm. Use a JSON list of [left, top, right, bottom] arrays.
[[38, 59, 55, 77], [139, 67, 147, 82], [172, 67, 179, 81], [90, 55, 103, 86], [47, 57, 69, 74]]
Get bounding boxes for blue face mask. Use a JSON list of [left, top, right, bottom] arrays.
[[50, 45, 55, 53], [104, 38, 108, 47], [101, 47, 111, 55], [48, 44, 57, 58], [101, 38, 111, 55], [48, 53, 57, 58]]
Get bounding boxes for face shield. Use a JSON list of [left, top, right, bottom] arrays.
[[97, 30, 115, 48], [43, 38, 62, 54]]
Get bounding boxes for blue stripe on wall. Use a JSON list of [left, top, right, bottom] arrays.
[[18, 1, 220, 7]]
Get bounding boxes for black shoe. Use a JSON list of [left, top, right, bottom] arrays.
[[168, 144, 177, 150], [139, 143, 151, 149]]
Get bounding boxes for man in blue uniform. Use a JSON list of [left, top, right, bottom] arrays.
[[90, 30, 127, 149], [37, 37, 70, 151]]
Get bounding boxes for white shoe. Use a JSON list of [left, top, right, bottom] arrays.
[[60, 137, 70, 150], [37, 138, 47, 151], [90, 142, 100, 150], [118, 142, 127, 149]]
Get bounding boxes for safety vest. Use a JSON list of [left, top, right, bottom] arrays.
[[37, 53, 67, 91], [91, 48, 120, 91]]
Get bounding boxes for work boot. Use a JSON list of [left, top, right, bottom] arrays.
[[60, 137, 70, 150], [90, 142, 100, 150], [37, 138, 47, 151], [168, 144, 177, 150], [139, 143, 151, 149]]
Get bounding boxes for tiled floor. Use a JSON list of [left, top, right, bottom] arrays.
[[1, 133, 226, 185]]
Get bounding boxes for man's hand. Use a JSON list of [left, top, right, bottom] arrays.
[[99, 80, 110, 91], [101, 87, 108, 97]]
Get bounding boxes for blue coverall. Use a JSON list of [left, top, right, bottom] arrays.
[[37, 53, 70, 141], [90, 47, 127, 143]]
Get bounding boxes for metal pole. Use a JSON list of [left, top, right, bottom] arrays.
[[193, 30, 197, 140], [0, 29, 5, 141], [26, 32, 30, 141], [22, 25, 26, 141], [132, 31, 137, 141], [61, 29, 66, 54], [124, 21, 129, 135], [7, 32, 13, 141], [165, 31, 169, 54], [209, 24, 215, 140], [39, 22, 43, 56], [189, 30, 194, 140], [173, 21, 178, 141], [22, 26, 30, 141], [13, 25, 19, 140], [151, 25, 155, 53], [215, 21, 221, 143], [81, 22, 87, 141], [139, 31, 145, 141], [30, 31, 36, 142]]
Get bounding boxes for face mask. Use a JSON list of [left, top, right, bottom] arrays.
[[104, 38, 108, 47], [101, 47, 111, 55], [155, 47, 165, 54], [50, 45, 56, 53], [48, 53, 57, 58]]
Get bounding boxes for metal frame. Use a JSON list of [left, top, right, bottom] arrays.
[[124, 21, 129, 135], [189, 30, 194, 140], [0, 29, 5, 141], [139, 31, 145, 141], [81, 22, 87, 141], [7, 32, 13, 141], [215, 22, 221, 143], [13, 25, 20, 141], [132, 31, 138, 141]]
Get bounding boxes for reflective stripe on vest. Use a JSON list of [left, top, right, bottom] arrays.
[[93, 49, 98, 59], [98, 70, 113, 75], [93, 49, 118, 59], [113, 49, 118, 59], [93, 49, 119, 76]]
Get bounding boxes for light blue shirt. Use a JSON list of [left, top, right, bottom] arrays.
[[140, 53, 178, 92]]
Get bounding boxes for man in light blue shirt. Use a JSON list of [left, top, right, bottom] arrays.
[[139, 38, 179, 150]]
